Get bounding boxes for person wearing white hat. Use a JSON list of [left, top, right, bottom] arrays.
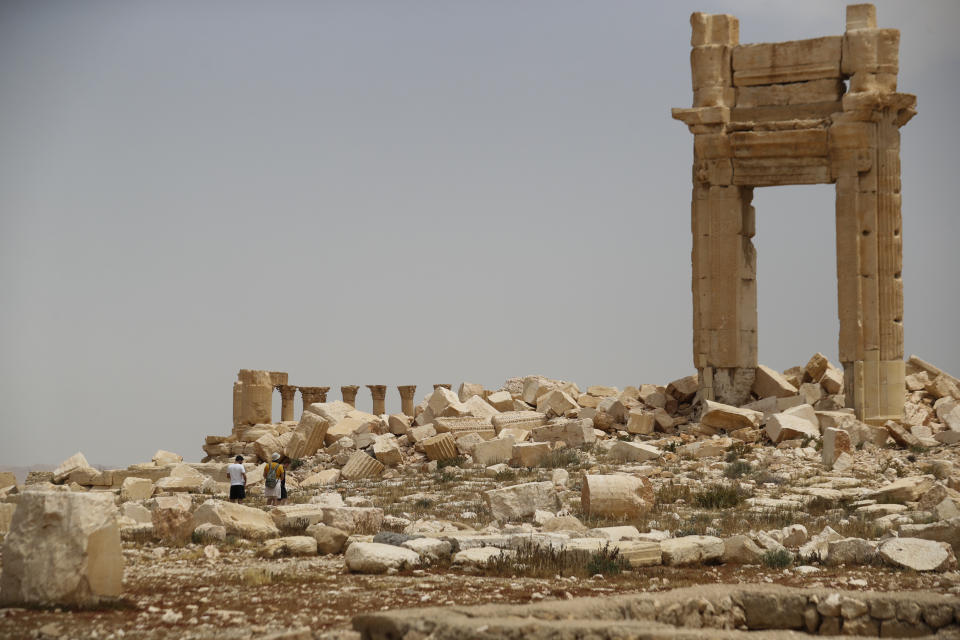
[[263, 452, 285, 506]]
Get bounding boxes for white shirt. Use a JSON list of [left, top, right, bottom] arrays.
[[227, 463, 246, 486]]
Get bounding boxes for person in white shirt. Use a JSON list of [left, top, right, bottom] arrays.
[[227, 455, 247, 503]]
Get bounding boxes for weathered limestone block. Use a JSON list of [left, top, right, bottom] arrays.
[[529, 419, 595, 447], [253, 433, 284, 463], [258, 536, 317, 559], [322, 507, 383, 535], [765, 413, 820, 443], [536, 389, 578, 417], [581, 475, 654, 519], [510, 442, 551, 467], [472, 437, 514, 466], [306, 524, 349, 554], [483, 481, 558, 522], [691, 12, 739, 47], [155, 464, 205, 493], [587, 385, 619, 398], [820, 367, 844, 395], [723, 534, 765, 564], [192, 499, 279, 540], [607, 442, 661, 463], [340, 452, 385, 481], [287, 411, 329, 459], [700, 400, 763, 430], [626, 409, 655, 435], [0, 503, 17, 534], [388, 413, 413, 435], [408, 423, 437, 444], [492, 411, 547, 432], [422, 433, 458, 461], [326, 411, 379, 445], [879, 538, 956, 572], [826, 537, 877, 565], [301, 469, 340, 488], [732, 36, 842, 86], [736, 79, 844, 108], [0, 492, 123, 606], [457, 382, 484, 402], [373, 437, 403, 467], [151, 494, 195, 542], [868, 475, 935, 504], [661, 535, 724, 566], [752, 364, 799, 398], [667, 374, 699, 403], [346, 542, 420, 574], [434, 416, 495, 440], [822, 428, 852, 470], [485, 390, 514, 412], [884, 420, 921, 448], [270, 504, 326, 531], [521, 376, 557, 405], [52, 452, 94, 484]]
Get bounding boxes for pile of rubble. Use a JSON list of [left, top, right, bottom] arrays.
[[1, 353, 959, 611]]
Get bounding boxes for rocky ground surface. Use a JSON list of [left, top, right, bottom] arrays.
[[2, 356, 960, 639]]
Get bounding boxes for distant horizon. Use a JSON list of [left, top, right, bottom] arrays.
[[2, 0, 958, 467]]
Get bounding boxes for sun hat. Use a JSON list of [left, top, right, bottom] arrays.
[[271, 453, 281, 461]]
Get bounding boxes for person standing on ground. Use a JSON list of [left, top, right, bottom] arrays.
[[227, 455, 247, 503], [264, 453, 284, 506]]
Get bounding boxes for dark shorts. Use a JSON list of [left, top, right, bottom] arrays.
[[229, 485, 246, 500]]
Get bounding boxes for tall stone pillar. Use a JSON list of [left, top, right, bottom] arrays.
[[341, 385, 360, 407], [235, 369, 274, 427], [833, 4, 912, 424], [397, 385, 417, 417], [367, 385, 387, 415], [276, 385, 298, 422], [433, 384, 452, 391], [299, 386, 330, 412]]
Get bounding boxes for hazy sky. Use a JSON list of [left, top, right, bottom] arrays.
[[1, 1, 958, 467]]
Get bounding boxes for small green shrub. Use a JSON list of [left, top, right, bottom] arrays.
[[692, 483, 744, 509], [438, 455, 466, 469], [723, 460, 752, 479], [538, 449, 580, 469], [761, 549, 793, 569], [494, 468, 518, 482]]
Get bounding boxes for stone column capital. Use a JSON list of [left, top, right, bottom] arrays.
[[366, 385, 387, 399], [397, 385, 417, 398]]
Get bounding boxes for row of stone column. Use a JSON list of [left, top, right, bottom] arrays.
[[273, 383, 453, 421]]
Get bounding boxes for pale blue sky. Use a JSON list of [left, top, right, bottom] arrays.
[[1, 1, 957, 466]]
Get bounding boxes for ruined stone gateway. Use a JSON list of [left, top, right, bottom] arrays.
[[672, 4, 916, 425]]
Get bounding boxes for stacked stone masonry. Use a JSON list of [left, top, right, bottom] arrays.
[[672, 4, 915, 424]]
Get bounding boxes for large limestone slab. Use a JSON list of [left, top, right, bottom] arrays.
[[581, 475, 653, 519], [752, 364, 798, 399], [660, 535, 724, 566], [345, 542, 420, 574], [868, 475, 935, 504], [483, 482, 558, 522], [765, 413, 820, 443], [192, 499, 279, 540], [878, 538, 956, 572], [0, 492, 123, 606], [700, 400, 763, 430]]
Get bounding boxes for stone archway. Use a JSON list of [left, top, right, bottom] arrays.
[[672, 4, 916, 424]]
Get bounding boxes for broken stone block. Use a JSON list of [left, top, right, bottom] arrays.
[[753, 364, 798, 399], [322, 507, 383, 534], [884, 420, 921, 448], [667, 374, 699, 403], [597, 397, 629, 423], [258, 536, 317, 558], [869, 475, 936, 504], [723, 535, 764, 564], [491, 411, 547, 432], [607, 442, 661, 463], [192, 499, 280, 540], [306, 524, 349, 554], [510, 442, 551, 467], [341, 452, 385, 480], [586, 385, 619, 398], [826, 537, 877, 565], [483, 481, 558, 521], [700, 400, 763, 430], [155, 464, 205, 493], [926, 374, 960, 401], [373, 437, 403, 467], [637, 384, 667, 409], [253, 433, 284, 463], [521, 376, 557, 405], [457, 382, 484, 402], [626, 408, 655, 434], [581, 475, 653, 518], [804, 352, 830, 382], [798, 382, 823, 406], [388, 414, 413, 435], [661, 535, 724, 566], [879, 538, 956, 572], [0, 492, 123, 607], [269, 505, 325, 532], [120, 477, 154, 502], [536, 389, 578, 418], [765, 413, 820, 444], [345, 542, 420, 573], [408, 423, 438, 444], [486, 390, 514, 412], [421, 433, 458, 461], [528, 419, 595, 447], [52, 452, 95, 484], [471, 436, 514, 466], [819, 367, 844, 395], [822, 428, 852, 470]]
